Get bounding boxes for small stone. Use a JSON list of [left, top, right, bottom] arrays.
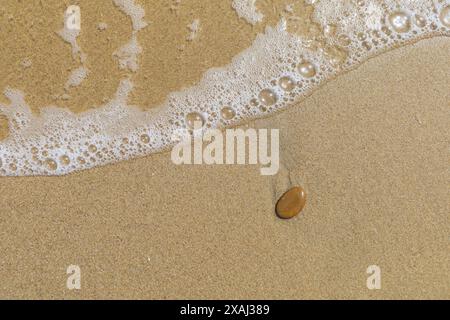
[[276, 186, 306, 219]]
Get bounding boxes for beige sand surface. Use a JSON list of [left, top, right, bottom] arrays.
[[0, 36, 448, 299]]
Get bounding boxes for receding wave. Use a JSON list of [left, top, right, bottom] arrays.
[[0, 0, 449, 176]]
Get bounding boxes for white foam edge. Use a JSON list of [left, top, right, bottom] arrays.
[[0, 1, 449, 176]]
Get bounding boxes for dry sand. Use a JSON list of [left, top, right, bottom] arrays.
[[0, 1, 449, 299]]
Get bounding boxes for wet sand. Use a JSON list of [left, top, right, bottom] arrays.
[[0, 0, 293, 113], [0, 37, 449, 299]]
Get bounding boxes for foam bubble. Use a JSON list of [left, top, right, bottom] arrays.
[[21, 58, 33, 69], [389, 11, 412, 33], [221, 107, 236, 120], [441, 5, 450, 27], [259, 89, 278, 106], [0, 0, 449, 176], [298, 61, 317, 78], [186, 112, 206, 129]]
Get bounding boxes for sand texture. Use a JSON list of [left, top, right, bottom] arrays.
[[0, 35, 449, 299]]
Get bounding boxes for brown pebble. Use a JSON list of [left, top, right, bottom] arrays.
[[276, 186, 306, 219]]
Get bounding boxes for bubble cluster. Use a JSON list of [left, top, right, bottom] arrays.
[[0, 0, 448, 176]]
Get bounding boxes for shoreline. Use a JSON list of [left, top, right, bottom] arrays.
[[1, 37, 449, 299]]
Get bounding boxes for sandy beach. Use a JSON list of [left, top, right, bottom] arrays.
[[0, 1, 449, 299]]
